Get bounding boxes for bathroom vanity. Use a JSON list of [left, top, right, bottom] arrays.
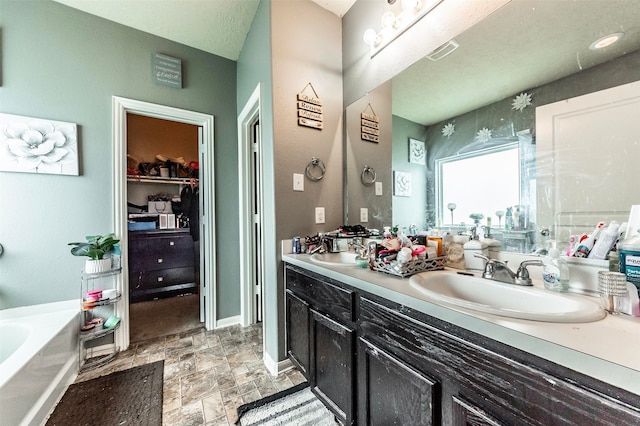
[[283, 254, 640, 425]]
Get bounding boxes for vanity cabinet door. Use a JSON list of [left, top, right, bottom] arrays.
[[358, 338, 440, 425], [452, 395, 504, 426], [285, 289, 310, 378], [311, 309, 356, 426]]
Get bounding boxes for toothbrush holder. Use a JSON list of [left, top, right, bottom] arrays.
[[597, 271, 628, 314]]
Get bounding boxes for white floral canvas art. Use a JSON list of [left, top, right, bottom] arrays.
[[0, 113, 79, 175]]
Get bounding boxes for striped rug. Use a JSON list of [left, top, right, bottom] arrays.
[[236, 383, 337, 426]]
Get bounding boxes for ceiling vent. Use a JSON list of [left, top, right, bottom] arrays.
[[426, 39, 460, 61]]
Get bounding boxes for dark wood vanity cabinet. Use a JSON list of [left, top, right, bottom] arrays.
[[285, 265, 357, 425], [128, 229, 196, 302], [284, 264, 640, 426]]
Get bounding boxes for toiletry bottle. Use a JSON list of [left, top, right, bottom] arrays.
[[588, 221, 620, 259], [543, 240, 570, 292], [619, 231, 640, 297], [383, 226, 392, 240], [111, 243, 121, 270], [573, 222, 605, 258], [505, 207, 513, 230]]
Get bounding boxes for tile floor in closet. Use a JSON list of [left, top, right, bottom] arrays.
[[76, 323, 305, 425]]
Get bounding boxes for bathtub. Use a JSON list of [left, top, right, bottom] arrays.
[[0, 300, 79, 426]]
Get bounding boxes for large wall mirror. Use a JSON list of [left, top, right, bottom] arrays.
[[345, 0, 640, 254]]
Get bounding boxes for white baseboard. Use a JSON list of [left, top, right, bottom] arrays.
[[264, 351, 294, 376], [215, 315, 242, 329]]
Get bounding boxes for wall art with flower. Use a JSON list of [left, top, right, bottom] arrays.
[[0, 113, 79, 175]]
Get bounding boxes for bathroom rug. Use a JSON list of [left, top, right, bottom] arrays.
[[236, 382, 337, 425], [45, 360, 164, 426]]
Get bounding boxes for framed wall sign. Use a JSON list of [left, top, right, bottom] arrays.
[[409, 138, 426, 164]]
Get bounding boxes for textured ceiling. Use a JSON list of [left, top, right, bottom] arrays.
[[52, 0, 356, 60], [393, 0, 640, 125], [52, 0, 640, 127]]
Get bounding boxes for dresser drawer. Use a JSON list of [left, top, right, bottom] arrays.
[[129, 248, 195, 272], [130, 266, 195, 291]]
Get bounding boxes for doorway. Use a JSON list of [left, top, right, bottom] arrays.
[[239, 85, 265, 327], [112, 96, 216, 352], [126, 114, 201, 342]]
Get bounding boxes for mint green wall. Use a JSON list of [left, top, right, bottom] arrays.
[[236, 0, 279, 360], [0, 0, 239, 314], [392, 115, 428, 230]]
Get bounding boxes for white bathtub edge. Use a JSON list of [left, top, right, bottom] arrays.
[[24, 353, 78, 426]]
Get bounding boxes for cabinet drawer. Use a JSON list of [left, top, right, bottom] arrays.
[[129, 245, 195, 272], [129, 266, 195, 291], [285, 266, 356, 324]]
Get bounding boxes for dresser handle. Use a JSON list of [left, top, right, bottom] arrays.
[[158, 258, 163, 263], [170, 241, 174, 246], [157, 277, 163, 282]]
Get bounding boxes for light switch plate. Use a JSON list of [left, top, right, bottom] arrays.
[[293, 173, 304, 191], [315, 207, 325, 224], [360, 208, 368, 223], [375, 181, 383, 196]]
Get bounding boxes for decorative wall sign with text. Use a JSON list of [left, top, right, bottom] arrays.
[[297, 83, 323, 130], [152, 53, 182, 89], [361, 104, 379, 143]]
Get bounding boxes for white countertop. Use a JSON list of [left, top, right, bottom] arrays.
[[283, 252, 640, 396]]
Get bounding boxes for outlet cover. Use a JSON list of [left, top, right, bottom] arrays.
[[375, 181, 383, 196], [315, 207, 325, 224], [293, 173, 304, 191], [360, 208, 368, 222]]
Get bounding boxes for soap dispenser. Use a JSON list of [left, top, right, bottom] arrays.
[[463, 227, 489, 271], [543, 240, 570, 292]]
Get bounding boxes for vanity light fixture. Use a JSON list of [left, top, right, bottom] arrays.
[[589, 32, 624, 50], [363, 0, 444, 57]]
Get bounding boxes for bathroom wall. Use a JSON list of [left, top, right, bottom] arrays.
[[421, 48, 640, 222], [269, 0, 344, 361], [236, 0, 279, 362], [392, 115, 428, 229], [0, 0, 239, 314]]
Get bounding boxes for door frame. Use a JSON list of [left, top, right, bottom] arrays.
[[112, 96, 217, 351], [238, 84, 263, 327]]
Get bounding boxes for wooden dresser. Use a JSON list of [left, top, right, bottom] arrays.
[[128, 229, 196, 302]]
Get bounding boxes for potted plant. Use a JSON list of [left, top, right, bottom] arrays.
[[68, 233, 120, 273]]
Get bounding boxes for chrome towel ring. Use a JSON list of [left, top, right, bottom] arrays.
[[361, 165, 376, 186], [305, 157, 326, 181]]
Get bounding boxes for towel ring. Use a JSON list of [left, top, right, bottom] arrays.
[[361, 165, 377, 186], [305, 158, 326, 181]]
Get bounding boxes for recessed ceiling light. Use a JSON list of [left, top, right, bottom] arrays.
[[589, 32, 624, 50]]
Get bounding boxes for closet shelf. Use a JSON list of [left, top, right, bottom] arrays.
[[127, 175, 197, 185]]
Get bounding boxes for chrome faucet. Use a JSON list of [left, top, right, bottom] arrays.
[[474, 254, 543, 286], [309, 234, 339, 254]]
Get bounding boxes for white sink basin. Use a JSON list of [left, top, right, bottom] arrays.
[[310, 252, 358, 267], [408, 270, 606, 323]]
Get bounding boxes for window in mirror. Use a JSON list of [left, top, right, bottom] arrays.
[[436, 143, 520, 228]]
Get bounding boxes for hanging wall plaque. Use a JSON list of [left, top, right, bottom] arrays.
[[361, 104, 380, 143], [297, 83, 323, 130]]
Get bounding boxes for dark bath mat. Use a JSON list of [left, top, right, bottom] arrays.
[[46, 360, 164, 426]]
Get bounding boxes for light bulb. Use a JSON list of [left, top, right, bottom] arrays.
[[381, 11, 396, 29], [401, 0, 421, 12], [363, 29, 379, 47]]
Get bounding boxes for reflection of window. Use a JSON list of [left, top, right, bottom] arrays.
[[436, 143, 520, 226]]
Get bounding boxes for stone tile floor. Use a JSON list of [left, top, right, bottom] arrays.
[[76, 323, 306, 425]]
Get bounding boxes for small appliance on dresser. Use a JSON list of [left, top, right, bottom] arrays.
[[128, 229, 196, 303]]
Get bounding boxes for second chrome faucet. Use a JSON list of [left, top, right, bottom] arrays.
[[474, 254, 543, 286]]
